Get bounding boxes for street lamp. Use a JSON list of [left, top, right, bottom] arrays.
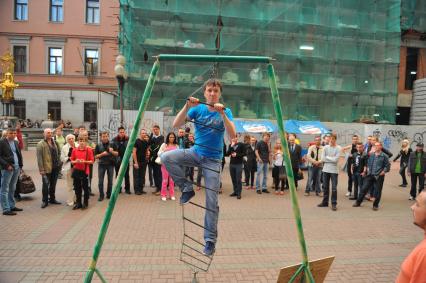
[[114, 54, 128, 126]]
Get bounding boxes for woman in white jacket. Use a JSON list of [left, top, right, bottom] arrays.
[[61, 134, 76, 206]]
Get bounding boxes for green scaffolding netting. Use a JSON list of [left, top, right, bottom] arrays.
[[119, 0, 403, 123]]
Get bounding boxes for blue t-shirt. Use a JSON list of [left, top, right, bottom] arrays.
[[187, 104, 233, 159]]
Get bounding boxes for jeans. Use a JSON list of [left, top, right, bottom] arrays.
[[98, 164, 114, 197], [42, 168, 59, 203], [133, 162, 147, 193], [399, 164, 408, 185], [0, 166, 20, 212], [306, 166, 322, 194], [229, 163, 243, 196], [162, 148, 221, 243], [115, 161, 130, 192], [256, 162, 268, 191], [353, 172, 364, 199], [357, 175, 385, 208], [410, 173, 425, 198], [321, 172, 338, 206]]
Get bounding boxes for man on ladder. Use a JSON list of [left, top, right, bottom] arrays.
[[162, 78, 236, 256]]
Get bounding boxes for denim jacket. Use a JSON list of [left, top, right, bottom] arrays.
[[367, 152, 390, 176]]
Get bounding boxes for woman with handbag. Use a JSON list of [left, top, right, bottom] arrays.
[[70, 136, 94, 210], [157, 132, 178, 201], [60, 134, 76, 206], [272, 142, 286, 195]]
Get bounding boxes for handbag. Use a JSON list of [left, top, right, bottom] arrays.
[[17, 171, 36, 194]]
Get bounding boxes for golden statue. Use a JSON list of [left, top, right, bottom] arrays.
[[0, 51, 19, 102]]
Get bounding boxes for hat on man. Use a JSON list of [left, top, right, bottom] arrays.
[[416, 143, 424, 147]]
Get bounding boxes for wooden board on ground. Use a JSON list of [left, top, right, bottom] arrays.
[[277, 256, 335, 283]]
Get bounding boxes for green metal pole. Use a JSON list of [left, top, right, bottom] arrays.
[[157, 54, 272, 63], [267, 64, 314, 282], [84, 60, 160, 283]]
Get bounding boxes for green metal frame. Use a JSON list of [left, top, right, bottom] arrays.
[[84, 54, 314, 283]]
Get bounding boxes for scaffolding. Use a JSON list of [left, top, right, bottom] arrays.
[[119, 0, 401, 123]]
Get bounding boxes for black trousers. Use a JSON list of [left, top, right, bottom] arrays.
[[357, 175, 384, 208], [399, 164, 408, 185], [115, 161, 130, 192], [152, 162, 162, 192], [42, 168, 59, 203], [73, 172, 89, 206], [410, 173, 425, 198], [133, 162, 147, 193], [148, 162, 154, 186], [347, 159, 353, 192], [230, 163, 243, 196]]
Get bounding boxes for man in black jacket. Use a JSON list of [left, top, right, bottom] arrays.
[[349, 142, 368, 200], [95, 131, 118, 200], [226, 136, 245, 199], [149, 125, 164, 195], [0, 128, 23, 216], [408, 143, 426, 201], [132, 129, 150, 195], [112, 127, 130, 194], [288, 135, 302, 188]]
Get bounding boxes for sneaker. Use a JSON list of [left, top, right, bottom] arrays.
[[203, 241, 216, 256], [275, 191, 280, 195], [372, 206, 379, 211], [161, 197, 167, 201], [262, 189, 270, 194], [11, 207, 23, 212], [280, 191, 284, 195], [352, 202, 361, 207], [180, 191, 195, 205], [304, 192, 310, 196], [229, 193, 238, 197], [345, 192, 351, 197], [171, 196, 176, 201], [409, 196, 415, 201], [3, 211, 16, 216], [331, 205, 337, 211], [256, 190, 262, 194], [399, 184, 407, 187], [317, 203, 328, 207]]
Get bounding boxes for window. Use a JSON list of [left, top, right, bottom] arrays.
[[86, 0, 100, 24], [50, 0, 63, 22], [84, 49, 99, 75], [14, 100, 26, 119], [84, 102, 97, 122], [405, 47, 418, 90], [48, 47, 63, 75], [48, 101, 61, 120], [14, 0, 28, 20], [13, 46, 26, 73]]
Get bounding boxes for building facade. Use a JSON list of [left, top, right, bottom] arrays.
[[398, 1, 426, 124], [120, 0, 401, 124], [0, 0, 118, 126]]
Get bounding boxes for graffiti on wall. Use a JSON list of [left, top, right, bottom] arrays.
[[98, 109, 163, 141]]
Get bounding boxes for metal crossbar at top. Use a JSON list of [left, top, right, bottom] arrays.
[[155, 54, 274, 63], [84, 54, 317, 283]]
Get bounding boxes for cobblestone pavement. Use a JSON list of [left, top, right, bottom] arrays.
[[0, 149, 421, 282]]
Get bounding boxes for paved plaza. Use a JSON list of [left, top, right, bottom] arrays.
[[0, 149, 421, 283]]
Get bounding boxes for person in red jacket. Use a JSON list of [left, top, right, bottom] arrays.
[[70, 136, 94, 210]]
